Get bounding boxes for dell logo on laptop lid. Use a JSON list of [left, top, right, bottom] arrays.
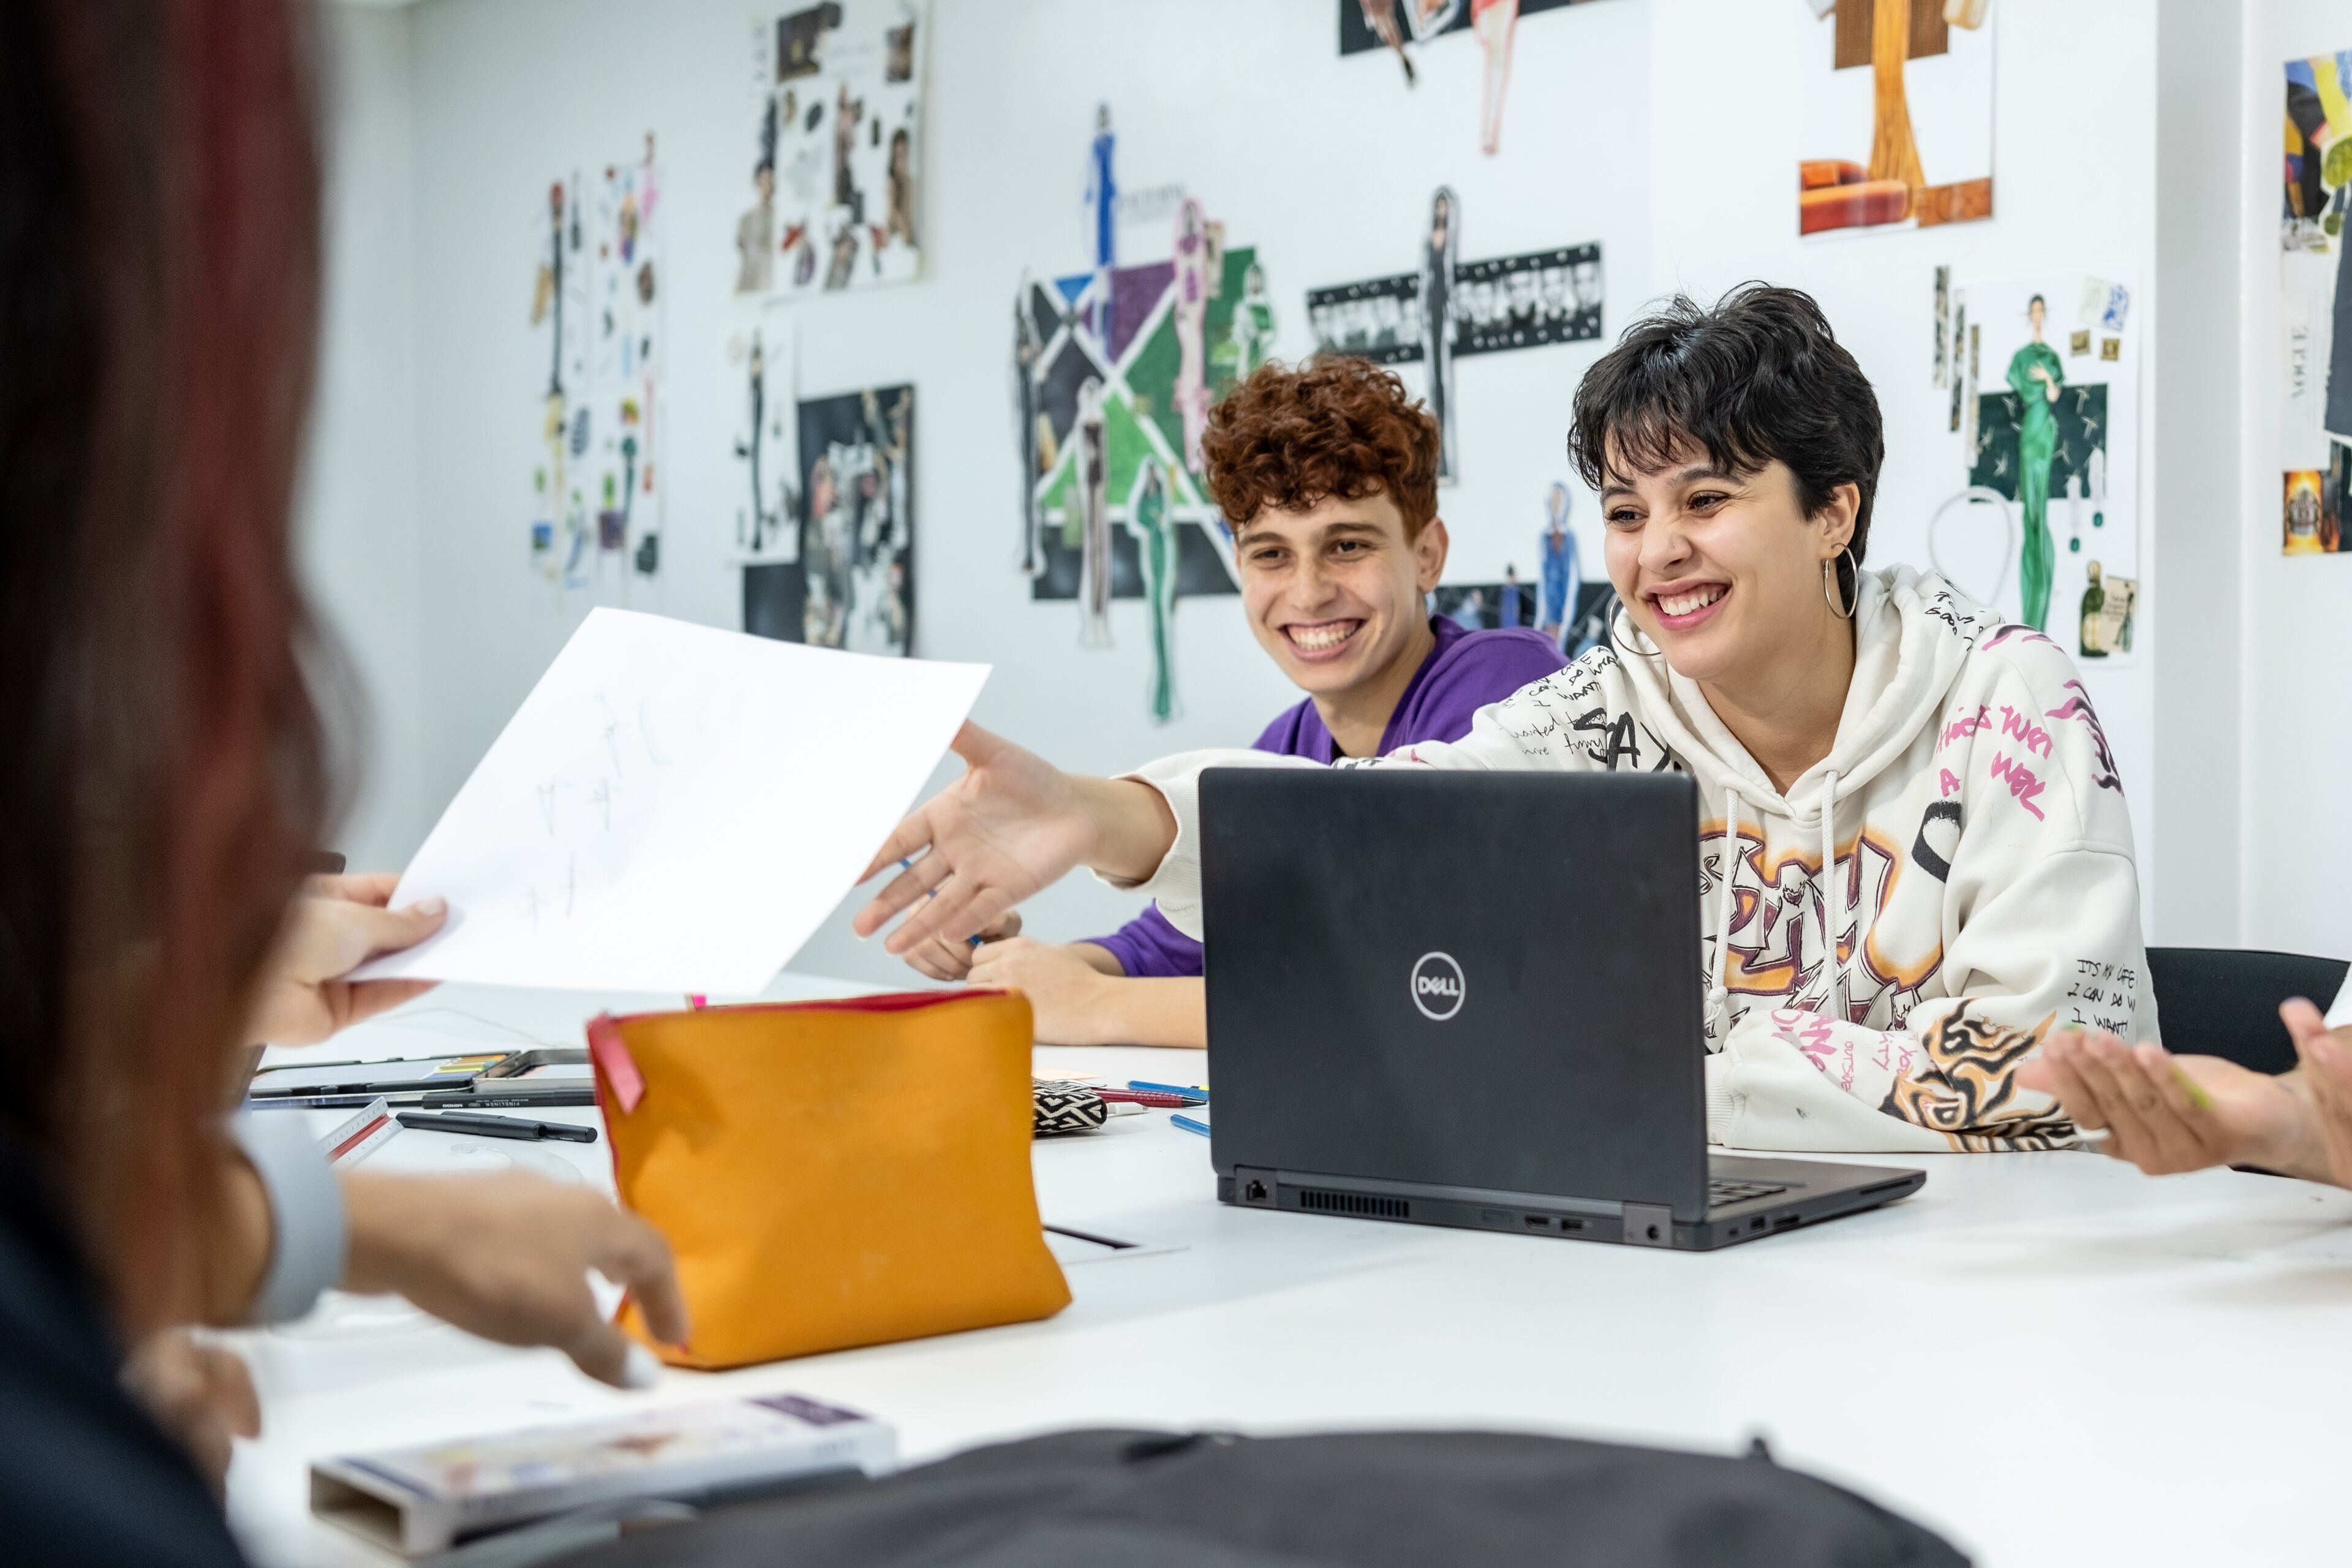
[[1410, 952, 1466, 1021]]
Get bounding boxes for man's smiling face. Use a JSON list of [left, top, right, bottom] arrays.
[[1235, 489, 1447, 700]]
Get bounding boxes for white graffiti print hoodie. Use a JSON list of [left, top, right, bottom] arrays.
[[1117, 565, 2154, 1153]]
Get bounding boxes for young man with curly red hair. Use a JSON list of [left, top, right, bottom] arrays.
[[913, 356, 1567, 1046]]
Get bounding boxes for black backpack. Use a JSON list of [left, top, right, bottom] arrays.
[[557, 1427, 1967, 1567]]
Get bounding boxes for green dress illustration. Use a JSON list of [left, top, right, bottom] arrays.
[[2007, 332, 2063, 630], [1133, 465, 1180, 723]]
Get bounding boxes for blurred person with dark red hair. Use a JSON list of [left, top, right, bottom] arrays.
[[0, 4, 683, 1558]]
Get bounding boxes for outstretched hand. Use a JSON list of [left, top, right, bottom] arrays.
[[2016, 1030, 2302, 1175], [853, 723, 1171, 957]]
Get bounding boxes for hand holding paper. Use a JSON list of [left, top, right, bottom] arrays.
[[360, 610, 987, 993]]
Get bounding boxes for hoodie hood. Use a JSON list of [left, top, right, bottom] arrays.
[[1610, 564, 1994, 822]]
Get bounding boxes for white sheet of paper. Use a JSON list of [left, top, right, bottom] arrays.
[[355, 609, 986, 993]]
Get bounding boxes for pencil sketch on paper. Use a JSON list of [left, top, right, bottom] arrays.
[[355, 608, 989, 995], [510, 679, 705, 943]]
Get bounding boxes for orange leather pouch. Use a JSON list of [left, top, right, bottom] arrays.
[[588, 989, 1069, 1370]]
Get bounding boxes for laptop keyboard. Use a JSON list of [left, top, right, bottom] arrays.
[[1708, 1178, 1790, 1209]]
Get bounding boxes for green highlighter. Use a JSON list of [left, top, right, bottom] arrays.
[[2169, 1063, 2215, 1114]]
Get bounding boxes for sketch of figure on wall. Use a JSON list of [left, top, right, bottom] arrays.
[[1222, 261, 1277, 384], [1085, 103, 1117, 344], [737, 331, 773, 551], [736, 99, 778, 295], [1537, 481, 1580, 646], [1472, 0, 1519, 154], [1420, 186, 1461, 482], [801, 453, 846, 647], [886, 126, 916, 251], [1132, 464, 1180, 723], [831, 82, 864, 214], [1013, 279, 1044, 575], [1173, 198, 1213, 472], [1076, 377, 1112, 649], [1359, 0, 1416, 80]]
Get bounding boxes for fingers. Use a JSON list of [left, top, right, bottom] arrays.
[[591, 1208, 691, 1349], [858, 808, 938, 888], [2280, 997, 2331, 1053], [902, 912, 1020, 983], [559, 1314, 652, 1389], [123, 1333, 257, 1497], [2286, 1001, 2352, 1186], [904, 933, 975, 983], [2067, 1033, 2166, 1159], [2022, 1033, 2108, 1131], [946, 720, 1002, 767], [339, 978, 440, 1029], [869, 852, 952, 917], [310, 872, 403, 907], [194, 1343, 261, 1439], [2131, 1041, 2228, 1167], [2073, 1033, 2214, 1173], [882, 877, 1011, 957], [355, 895, 448, 959], [854, 843, 948, 936]]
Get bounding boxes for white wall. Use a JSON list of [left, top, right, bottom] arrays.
[[320, 0, 2207, 987], [2244, 0, 2352, 959], [303, 2, 424, 872], [2151, 0, 2249, 948]]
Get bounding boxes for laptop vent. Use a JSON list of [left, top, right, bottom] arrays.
[[1297, 1188, 1409, 1219]]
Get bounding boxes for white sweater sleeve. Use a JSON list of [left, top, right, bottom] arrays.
[[1107, 748, 1319, 940], [1708, 827, 2145, 1152], [1113, 685, 1564, 940]]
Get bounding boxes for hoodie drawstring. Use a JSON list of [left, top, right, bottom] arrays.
[[1709, 784, 1742, 1016], [1714, 775, 1868, 1030], [1819, 771, 1853, 1025]]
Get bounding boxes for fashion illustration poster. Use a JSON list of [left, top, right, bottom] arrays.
[[734, 1, 927, 299]]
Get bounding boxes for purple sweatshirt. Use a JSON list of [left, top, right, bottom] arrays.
[[1084, 616, 1569, 977]]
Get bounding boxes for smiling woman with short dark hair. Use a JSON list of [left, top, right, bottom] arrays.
[[859, 285, 2156, 1156]]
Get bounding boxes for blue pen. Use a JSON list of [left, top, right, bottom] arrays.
[[1130, 1080, 1208, 1102], [1170, 1112, 1212, 1138], [900, 856, 939, 900]]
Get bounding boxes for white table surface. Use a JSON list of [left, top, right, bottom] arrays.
[[225, 975, 2352, 1568]]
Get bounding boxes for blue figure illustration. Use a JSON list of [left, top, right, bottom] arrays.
[[1085, 103, 1116, 342], [1538, 481, 1580, 649]]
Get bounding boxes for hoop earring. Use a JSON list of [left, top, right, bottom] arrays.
[[1823, 547, 1858, 620], [1608, 595, 1667, 660]]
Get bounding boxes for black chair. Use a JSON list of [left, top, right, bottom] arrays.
[[2143, 947, 2350, 1075]]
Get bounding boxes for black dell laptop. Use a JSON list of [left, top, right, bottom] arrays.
[[1198, 768, 1924, 1251]]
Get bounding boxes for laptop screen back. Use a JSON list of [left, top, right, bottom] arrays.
[[1200, 767, 1708, 1217]]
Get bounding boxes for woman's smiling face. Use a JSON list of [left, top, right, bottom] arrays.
[[1600, 443, 1856, 688]]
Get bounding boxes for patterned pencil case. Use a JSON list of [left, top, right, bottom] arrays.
[[1031, 1080, 1108, 1137]]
